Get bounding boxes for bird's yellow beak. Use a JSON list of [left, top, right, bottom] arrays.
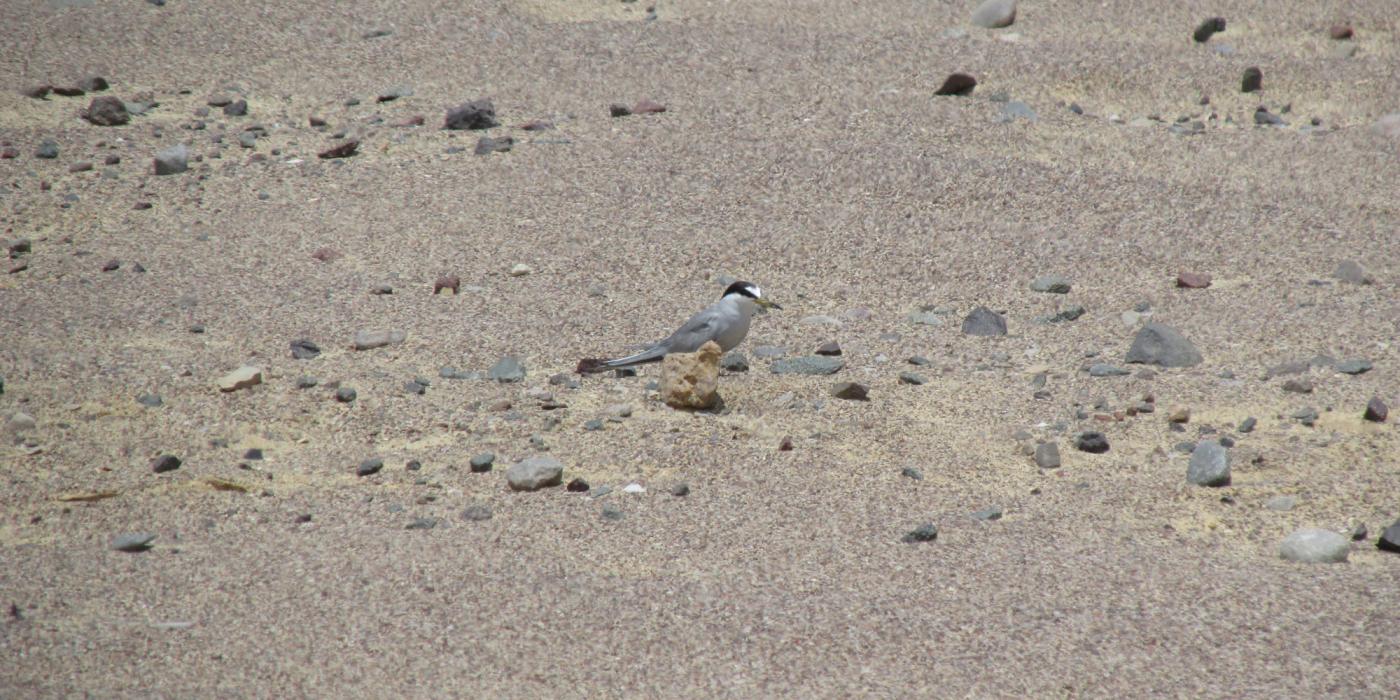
[[756, 298, 781, 310]]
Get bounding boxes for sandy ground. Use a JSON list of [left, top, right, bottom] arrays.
[[2, 0, 1399, 696]]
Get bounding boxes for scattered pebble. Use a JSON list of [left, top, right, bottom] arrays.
[[1293, 406, 1319, 426], [1254, 107, 1284, 126], [601, 505, 624, 521], [444, 100, 498, 130], [1378, 520, 1400, 553], [1282, 379, 1314, 394], [898, 372, 927, 386], [83, 96, 129, 126], [402, 380, 427, 395], [1279, 528, 1349, 563], [352, 329, 407, 350], [566, 478, 590, 492], [1241, 67, 1262, 93], [475, 136, 513, 155], [1034, 442, 1061, 469], [1074, 432, 1109, 454], [1239, 416, 1257, 433], [469, 453, 495, 472], [290, 339, 321, 360], [223, 99, 248, 117], [830, 382, 869, 401], [357, 457, 383, 477], [334, 387, 357, 403], [1088, 363, 1130, 377], [961, 306, 1007, 337], [1193, 17, 1226, 43], [1334, 359, 1372, 375], [1125, 323, 1202, 367], [934, 73, 977, 96], [1332, 260, 1372, 285], [971, 506, 1004, 521], [902, 523, 939, 543], [509, 263, 533, 276], [671, 483, 690, 497], [632, 99, 666, 114], [136, 393, 162, 407], [153, 144, 189, 176], [296, 376, 318, 389], [318, 140, 359, 159], [112, 533, 156, 552], [506, 456, 563, 491], [433, 275, 460, 295], [609, 103, 632, 118], [997, 101, 1038, 123], [1176, 271, 1211, 289], [1329, 24, 1353, 40], [488, 356, 526, 383], [216, 366, 262, 393], [150, 455, 181, 473], [1187, 440, 1230, 486], [461, 504, 492, 521], [1029, 275, 1071, 294], [1364, 397, 1388, 422], [901, 467, 924, 480], [35, 141, 58, 159], [583, 418, 604, 431], [1264, 495, 1296, 511], [720, 352, 749, 372], [815, 341, 842, 356], [970, 0, 1016, 29], [770, 356, 844, 375]]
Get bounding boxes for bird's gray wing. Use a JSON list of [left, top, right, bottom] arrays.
[[656, 305, 723, 354]]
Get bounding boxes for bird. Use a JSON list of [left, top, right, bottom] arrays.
[[577, 280, 781, 374]]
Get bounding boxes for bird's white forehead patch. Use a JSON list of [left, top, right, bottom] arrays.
[[750, 285, 763, 298]]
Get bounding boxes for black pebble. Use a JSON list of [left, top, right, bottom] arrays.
[[151, 455, 181, 473], [1193, 17, 1226, 43], [1241, 67, 1262, 93]]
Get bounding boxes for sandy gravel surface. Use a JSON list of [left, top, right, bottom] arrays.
[[2, 1, 1398, 696]]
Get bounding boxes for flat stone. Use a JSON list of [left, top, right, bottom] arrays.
[[901, 467, 924, 480], [1293, 406, 1319, 426], [357, 457, 383, 477], [1193, 17, 1226, 43], [934, 73, 977, 96], [815, 341, 842, 356], [1029, 275, 1071, 293], [136, 393, 162, 408], [112, 533, 156, 552], [720, 351, 749, 372], [1333, 260, 1372, 285], [898, 372, 927, 386], [1187, 440, 1230, 486], [509, 263, 532, 277], [289, 339, 321, 360], [334, 387, 357, 403], [1034, 442, 1061, 469], [971, 506, 1003, 521], [216, 366, 262, 392], [770, 356, 844, 375], [1279, 528, 1349, 563], [1379, 519, 1400, 553], [830, 382, 869, 401], [1239, 416, 1257, 433], [902, 523, 939, 543], [1335, 359, 1372, 375], [1176, 271, 1212, 288], [405, 517, 437, 530], [1088, 363, 1130, 377], [488, 356, 526, 383], [1125, 323, 1202, 367], [1282, 379, 1314, 394], [83, 96, 129, 126], [507, 456, 564, 491], [961, 306, 1007, 337], [469, 453, 495, 472], [461, 504, 493, 521], [971, 0, 1016, 28], [352, 329, 406, 350]]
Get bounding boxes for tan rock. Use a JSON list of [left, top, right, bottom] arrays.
[[217, 365, 263, 393], [661, 341, 722, 409]]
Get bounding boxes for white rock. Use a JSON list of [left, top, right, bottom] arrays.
[[1279, 528, 1349, 563], [623, 483, 646, 494], [217, 366, 263, 393], [971, 0, 1017, 29], [509, 263, 533, 277]]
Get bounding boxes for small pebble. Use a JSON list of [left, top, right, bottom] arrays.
[[1364, 397, 1388, 422], [111, 533, 156, 552], [357, 457, 383, 477], [902, 523, 939, 543], [600, 505, 624, 521], [1074, 432, 1109, 454], [150, 455, 182, 473], [461, 505, 493, 522], [335, 387, 357, 403], [469, 453, 495, 472], [1279, 528, 1349, 563], [566, 478, 590, 492]]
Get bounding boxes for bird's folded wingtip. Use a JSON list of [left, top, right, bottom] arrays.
[[576, 358, 608, 374]]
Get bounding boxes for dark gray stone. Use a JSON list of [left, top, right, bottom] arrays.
[[971, 506, 1003, 521], [1239, 416, 1257, 433], [1335, 359, 1372, 375], [289, 339, 320, 360], [1293, 406, 1319, 426], [1088, 363, 1130, 377], [223, 99, 248, 117], [335, 387, 357, 403], [150, 455, 181, 473], [153, 144, 188, 175], [902, 523, 939, 543], [461, 504, 492, 521], [1187, 440, 1230, 486], [1241, 67, 1262, 93], [1193, 17, 1226, 42], [670, 483, 690, 497], [112, 533, 156, 552], [357, 457, 384, 477], [35, 140, 58, 159], [469, 453, 495, 472], [474, 136, 513, 155], [444, 99, 498, 130], [831, 382, 869, 401], [1364, 397, 1388, 422], [405, 517, 437, 530], [1074, 432, 1109, 454], [136, 393, 163, 407], [720, 352, 749, 372], [83, 96, 129, 126], [296, 376, 318, 389], [1030, 275, 1071, 293], [901, 467, 924, 480], [770, 356, 844, 375], [962, 306, 1007, 336], [1125, 323, 1202, 367], [898, 372, 927, 386], [1034, 442, 1061, 469]]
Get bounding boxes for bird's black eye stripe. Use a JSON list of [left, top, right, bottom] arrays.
[[722, 281, 759, 299]]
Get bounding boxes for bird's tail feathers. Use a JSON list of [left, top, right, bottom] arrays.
[[577, 346, 667, 374]]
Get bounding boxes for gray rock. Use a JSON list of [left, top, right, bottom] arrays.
[[357, 457, 383, 477], [439, 367, 481, 380], [153, 144, 188, 176], [289, 339, 321, 360], [405, 517, 437, 530], [583, 418, 604, 431], [1333, 260, 1372, 285], [1088, 363, 1130, 377], [770, 356, 844, 375], [1279, 528, 1349, 563], [902, 523, 939, 543], [223, 99, 248, 116], [237, 131, 257, 149], [1040, 305, 1086, 323], [444, 99, 499, 130], [506, 456, 563, 491], [334, 387, 357, 403], [1187, 440, 1230, 486], [1379, 519, 1400, 553], [1293, 406, 1319, 426], [1239, 416, 1257, 433], [1264, 495, 1297, 511], [150, 455, 181, 473], [752, 345, 788, 358], [488, 356, 526, 382], [907, 310, 944, 326], [961, 306, 1007, 337], [352, 329, 406, 350], [601, 505, 624, 521], [402, 380, 426, 395], [1282, 379, 1314, 394], [112, 533, 156, 552], [35, 140, 58, 159], [1034, 442, 1061, 469], [898, 372, 927, 386], [469, 453, 494, 472], [720, 351, 749, 372], [475, 135, 514, 155], [1125, 323, 1202, 367], [970, 0, 1016, 29], [296, 376, 319, 389], [670, 483, 690, 497], [998, 101, 1038, 123], [461, 504, 492, 521], [831, 382, 869, 401], [1335, 359, 1372, 375], [136, 393, 162, 407], [1030, 275, 1071, 293], [971, 506, 1003, 521], [901, 467, 924, 480]]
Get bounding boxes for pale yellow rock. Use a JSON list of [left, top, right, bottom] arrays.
[[217, 365, 263, 393], [660, 341, 722, 409]]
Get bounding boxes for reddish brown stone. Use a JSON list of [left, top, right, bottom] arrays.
[[1176, 271, 1212, 288], [1329, 24, 1353, 40], [311, 247, 342, 262], [433, 275, 460, 295]]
